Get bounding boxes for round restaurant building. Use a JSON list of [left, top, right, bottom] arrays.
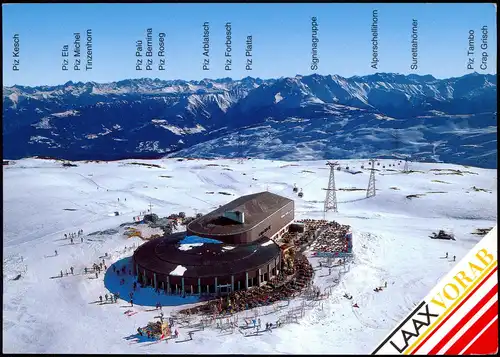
[[132, 191, 295, 295]]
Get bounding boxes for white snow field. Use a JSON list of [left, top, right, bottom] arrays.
[[3, 158, 497, 354]]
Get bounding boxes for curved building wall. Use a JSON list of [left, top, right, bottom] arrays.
[[134, 254, 282, 295]]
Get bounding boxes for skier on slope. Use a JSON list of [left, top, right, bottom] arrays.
[[99, 295, 103, 303], [55, 250, 58, 256], [453, 255, 456, 262], [70, 267, 74, 275], [60, 270, 63, 277], [445, 252, 448, 258], [105, 294, 108, 301]]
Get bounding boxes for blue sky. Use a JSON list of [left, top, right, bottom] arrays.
[[2, 3, 497, 86]]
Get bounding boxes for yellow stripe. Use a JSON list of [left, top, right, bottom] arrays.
[[404, 260, 498, 355]]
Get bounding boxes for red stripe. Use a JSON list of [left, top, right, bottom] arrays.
[[428, 284, 498, 354], [444, 300, 498, 354], [411, 266, 498, 354], [463, 317, 499, 355]]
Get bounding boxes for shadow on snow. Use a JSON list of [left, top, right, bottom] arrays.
[[103, 256, 200, 308]]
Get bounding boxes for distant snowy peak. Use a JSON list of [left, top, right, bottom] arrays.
[[4, 73, 496, 101], [2, 73, 496, 167]]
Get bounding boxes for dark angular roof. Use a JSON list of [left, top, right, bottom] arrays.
[[187, 191, 293, 236], [133, 233, 280, 278]]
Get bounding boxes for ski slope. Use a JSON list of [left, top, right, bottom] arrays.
[[3, 158, 497, 354]]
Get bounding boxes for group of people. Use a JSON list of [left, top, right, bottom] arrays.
[[64, 230, 85, 244], [84, 260, 107, 278], [295, 219, 330, 246], [112, 264, 131, 277], [310, 221, 351, 253], [180, 253, 315, 317], [99, 292, 119, 303], [59, 266, 75, 277], [445, 252, 456, 261], [374, 282, 388, 292]]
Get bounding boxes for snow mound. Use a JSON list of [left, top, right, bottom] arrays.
[[169, 265, 187, 276], [178, 243, 204, 251]]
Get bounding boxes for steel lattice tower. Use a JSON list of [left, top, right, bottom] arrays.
[[366, 159, 376, 198], [324, 162, 339, 216]]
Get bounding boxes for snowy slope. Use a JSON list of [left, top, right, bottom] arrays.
[[3, 158, 497, 354]]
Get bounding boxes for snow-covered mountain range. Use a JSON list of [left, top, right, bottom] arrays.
[[3, 73, 497, 168]]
